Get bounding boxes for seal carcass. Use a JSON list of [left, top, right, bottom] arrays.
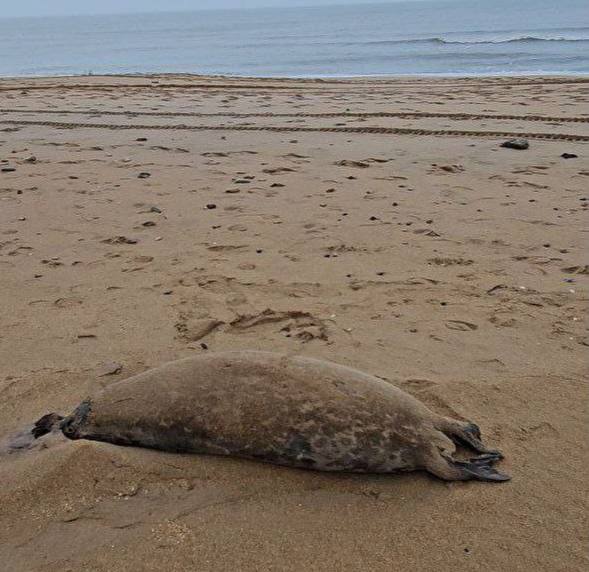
[[30, 351, 510, 482]]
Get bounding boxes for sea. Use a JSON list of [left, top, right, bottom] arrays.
[[1, 0, 588, 78]]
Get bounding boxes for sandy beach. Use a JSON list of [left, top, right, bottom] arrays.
[[0, 75, 587, 571]]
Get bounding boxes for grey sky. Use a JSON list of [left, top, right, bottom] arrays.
[[1, 0, 437, 19]]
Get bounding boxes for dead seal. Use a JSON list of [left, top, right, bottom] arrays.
[[19, 351, 509, 482]]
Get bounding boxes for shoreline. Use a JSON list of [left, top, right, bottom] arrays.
[[2, 71, 589, 81]]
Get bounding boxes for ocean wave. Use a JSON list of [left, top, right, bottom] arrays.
[[364, 35, 589, 47], [440, 36, 589, 45]]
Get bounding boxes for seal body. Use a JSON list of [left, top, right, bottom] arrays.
[[49, 351, 508, 481]]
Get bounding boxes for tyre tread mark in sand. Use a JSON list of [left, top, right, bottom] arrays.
[[1, 108, 588, 123], [2, 118, 588, 142]]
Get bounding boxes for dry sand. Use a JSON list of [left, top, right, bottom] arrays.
[[0, 75, 587, 571]]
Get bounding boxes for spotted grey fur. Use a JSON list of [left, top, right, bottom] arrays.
[[24, 351, 509, 482]]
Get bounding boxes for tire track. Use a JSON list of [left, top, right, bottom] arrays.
[[2, 118, 588, 142], [1, 108, 588, 123]]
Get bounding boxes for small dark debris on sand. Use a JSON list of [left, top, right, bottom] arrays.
[[501, 139, 529, 150]]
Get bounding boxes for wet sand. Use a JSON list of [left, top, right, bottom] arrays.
[[0, 75, 587, 571]]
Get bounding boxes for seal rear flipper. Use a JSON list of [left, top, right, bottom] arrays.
[[438, 418, 501, 456], [454, 459, 511, 482], [466, 452, 504, 465], [424, 448, 510, 482]]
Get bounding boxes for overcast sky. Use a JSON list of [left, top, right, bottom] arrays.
[[1, 0, 439, 19]]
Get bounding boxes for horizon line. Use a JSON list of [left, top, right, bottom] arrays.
[[0, 0, 444, 21]]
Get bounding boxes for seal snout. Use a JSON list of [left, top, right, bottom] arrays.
[[32, 413, 64, 439], [60, 416, 81, 440], [59, 400, 92, 441]]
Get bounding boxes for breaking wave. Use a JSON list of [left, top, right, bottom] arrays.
[[363, 32, 589, 47]]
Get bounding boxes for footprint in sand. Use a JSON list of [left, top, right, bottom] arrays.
[[175, 317, 225, 343], [561, 265, 589, 275], [445, 320, 478, 332], [400, 378, 439, 392], [335, 159, 370, 168], [230, 309, 328, 343]]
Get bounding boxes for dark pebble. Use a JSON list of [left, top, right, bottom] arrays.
[[561, 153, 577, 159], [138, 172, 151, 179], [501, 139, 529, 150], [206, 204, 217, 210]]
